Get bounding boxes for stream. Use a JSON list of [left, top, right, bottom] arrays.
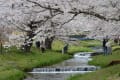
[[24, 47, 102, 80]]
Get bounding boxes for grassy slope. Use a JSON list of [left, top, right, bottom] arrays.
[[52, 40, 101, 55], [69, 64, 120, 80], [79, 40, 101, 47], [0, 40, 100, 80], [0, 40, 70, 80], [0, 69, 24, 80], [68, 45, 120, 80], [0, 50, 71, 80], [89, 50, 120, 67]]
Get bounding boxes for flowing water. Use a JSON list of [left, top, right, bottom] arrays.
[[24, 52, 101, 80]]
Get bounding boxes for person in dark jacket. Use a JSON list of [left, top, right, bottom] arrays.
[[62, 43, 69, 54], [40, 41, 45, 53], [103, 38, 107, 55], [35, 41, 40, 48]]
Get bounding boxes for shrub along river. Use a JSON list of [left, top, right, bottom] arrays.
[[24, 47, 102, 80]]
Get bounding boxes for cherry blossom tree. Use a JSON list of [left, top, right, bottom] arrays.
[[0, 0, 120, 52], [25, 0, 120, 38]]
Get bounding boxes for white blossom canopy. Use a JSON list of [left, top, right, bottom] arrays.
[[0, 0, 120, 39]]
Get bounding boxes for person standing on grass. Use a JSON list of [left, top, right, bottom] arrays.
[[64, 43, 69, 53], [62, 43, 69, 54], [40, 40, 45, 53], [106, 40, 112, 55], [35, 41, 40, 49], [103, 38, 108, 55]]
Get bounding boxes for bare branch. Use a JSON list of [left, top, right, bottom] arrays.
[[109, 0, 118, 8], [27, 0, 64, 14], [27, 0, 120, 22], [12, 23, 29, 32], [35, 12, 61, 35], [60, 14, 78, 28], [68, 10, 108, 21], [69, 9, 120, 21], [26, 0, 120, 22]]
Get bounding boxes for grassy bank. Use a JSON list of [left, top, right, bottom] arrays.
[[79, 40, 101, 47], [68, 40, 101, 55], [89, 48, 120, 67], [0, 49, 71, 80], [52, 40, 101, 55], [68, 45, 120, 80], [0, 39, 99, 80], [0, 69, 24, 80], [68, 64, 120, 80]]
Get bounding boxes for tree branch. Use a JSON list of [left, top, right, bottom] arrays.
[[5, 19, 29, 32], [69, 10, 120, 21], [35, 12, 61, 35], [68, 10, 109, 21], [14, 24, 29, 32], [27, 0, 120, 22], [60, 14, 78, 28], [27, 0, 64, 14]]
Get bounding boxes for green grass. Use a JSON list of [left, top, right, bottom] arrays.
[[112, 46, 120, 51], [52, 40, 96, 55], [0, 39, 101, 80], [52, 40, 65, 51], [0, 40, 72, 80], [68, 40, 101, 55], [68, 64, 120, 80], [89, 46, 120, 67], [68, 45, 120, 80], [0, 49, 71, 80], [68, 46, 92, 55], [0, 69, 25, 80], [79, 40, 101, 47]]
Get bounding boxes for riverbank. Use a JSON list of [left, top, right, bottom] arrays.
[[68, 45, 120, 80], [0, 50, 71, 80], [0, 40, 100, 80]]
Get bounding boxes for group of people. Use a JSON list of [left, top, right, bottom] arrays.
[[36, 40, 69, 54], [35, 40, 45, 53], [102, 37, 112, 56]]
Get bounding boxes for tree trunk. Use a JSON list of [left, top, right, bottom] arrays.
[[21, 31, 34, 52], [21, 39, 33, 52], [0, 42, 2, 54], [45, 36, 54, 50]]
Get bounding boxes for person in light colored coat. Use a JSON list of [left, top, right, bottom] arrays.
[[106, 40, 112, 55]]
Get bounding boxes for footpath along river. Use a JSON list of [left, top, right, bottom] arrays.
[[24, 47, 102, 80]]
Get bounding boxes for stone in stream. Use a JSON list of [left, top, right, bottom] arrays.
[[84, 67, 88, 71], [55, 68, 60, 71]]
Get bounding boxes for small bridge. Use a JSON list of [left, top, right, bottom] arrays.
[[29, 66, 100, 74]]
